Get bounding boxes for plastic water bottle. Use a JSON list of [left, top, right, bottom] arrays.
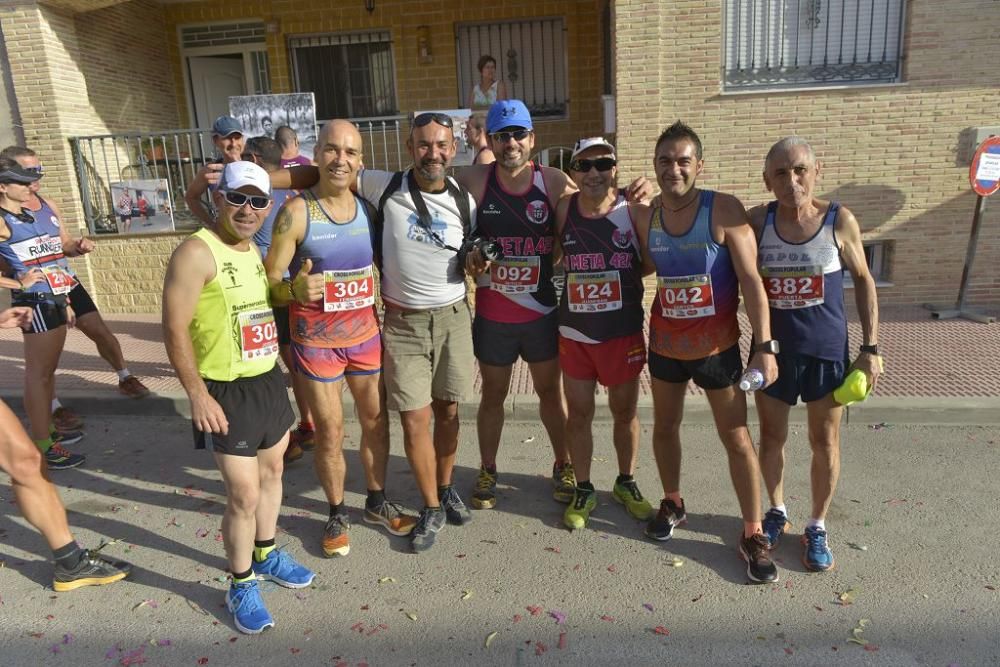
[[738, 368, 764, 392]]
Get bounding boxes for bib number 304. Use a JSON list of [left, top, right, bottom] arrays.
[[324, 266, 376, 312]]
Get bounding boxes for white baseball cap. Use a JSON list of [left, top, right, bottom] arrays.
[[571, 137, 616, 161], [218, 161, 271, 196]]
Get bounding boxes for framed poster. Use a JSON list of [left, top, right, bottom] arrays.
[[108, 180, 173, 234], [414, 108, 474, 166], [229, 93, 318, 159]]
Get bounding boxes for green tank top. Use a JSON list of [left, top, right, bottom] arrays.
[[190, 228, 277, 381]]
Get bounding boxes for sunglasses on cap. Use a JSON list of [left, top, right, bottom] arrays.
[[491, 129, 531, 143], [221, 190, 271, 210], [24, 166, 44, 176], [412, 112, 454, 128], [570, 157, 616, 173]]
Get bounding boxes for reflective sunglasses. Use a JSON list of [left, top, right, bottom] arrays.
[[491, 129, 531, 143], [24, 165, 44, 176], [413, 112, 454, 128], [221, 190, 271, 210], [570, 157, 617, 173]]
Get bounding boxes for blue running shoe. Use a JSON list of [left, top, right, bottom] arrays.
[[226, 579, 274, 634], [762, 508, 790, 548], [802, 526, 835, 572], [251, 549, 315, 588]]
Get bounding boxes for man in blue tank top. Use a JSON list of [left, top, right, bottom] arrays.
[[749, 137, 882, 573]]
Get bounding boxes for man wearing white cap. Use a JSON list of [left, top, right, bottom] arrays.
[[185, 115, 246, 226], [164, 161, 314, 634]]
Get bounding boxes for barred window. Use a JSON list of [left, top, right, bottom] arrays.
[[723, 1, 906, 90], [290, 31, 397, 120], [456, 18, 568, 118]]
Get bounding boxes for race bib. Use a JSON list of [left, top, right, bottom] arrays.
[[323, 265, 375, 312], [566, 271, 622, 313], [237, 309, 279, 362], [762, 266, 824, 309], [42, 265, 76, 295], [490, 256, 540, 294], [657, 273, 715, 318]]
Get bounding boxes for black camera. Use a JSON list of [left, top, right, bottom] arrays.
[[461, 236, 505, 262]]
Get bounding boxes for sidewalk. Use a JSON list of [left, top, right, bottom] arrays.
[[1, 305, 999, 424]]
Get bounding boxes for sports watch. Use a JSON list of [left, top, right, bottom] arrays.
[[754, 340, 780, 354], [859, 344, 879, 355]]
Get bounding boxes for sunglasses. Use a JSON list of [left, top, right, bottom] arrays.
[[490, 129, 531, 143], [412, 112, 454, 128], [570, 157, 617, 173], [24, 166, 44, 176], [221, 190, 270, 210]]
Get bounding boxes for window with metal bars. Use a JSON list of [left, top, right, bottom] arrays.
[[289, 31, 398, 120], [455, 18, 568, 118], [723, 0, 906, 90]]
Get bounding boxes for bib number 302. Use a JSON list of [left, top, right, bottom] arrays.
[[238, 309, 279, 361]]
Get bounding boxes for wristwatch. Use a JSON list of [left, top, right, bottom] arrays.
[[859, 344, 879, 355], [754, 340, 780, 354]]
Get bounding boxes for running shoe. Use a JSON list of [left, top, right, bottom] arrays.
[[52, 406, 83, 431], [290, 425, 316, 452], [45, 444, 86, 470], [645, 498, 687, 541], [470, 466, 498, 510], [283, 439, 304, 464], [439, 486, 472, 526], [252, 549, 315, 588], [612, 478, 654, 520], [762, 508, 791, 548], [322, 514, 351, 557], [363, 498, 418, 536], [226, 579, 274, 634], [52, 430, 84, 446], [410, 507, 446, 553], [52, 550, 131, 591], [552, 461, 576, 504], [802, 526, 835, 572], [118, 375, 150, 399], [563, 487, 597, 530], [738, 532, 779, 583]]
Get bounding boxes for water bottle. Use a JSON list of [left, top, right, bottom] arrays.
[[738, 368, 764, 392]]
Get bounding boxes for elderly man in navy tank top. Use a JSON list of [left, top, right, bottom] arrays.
[[552, 137, 655, 531], [749, 137, 882, 573], [636, 122, 779, 584]]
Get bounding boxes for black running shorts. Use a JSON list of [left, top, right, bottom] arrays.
[[12, 292, 68, 334], [648, 343, 743, 390], [473, 310, 559, 366], [67, 283, 99, 318]]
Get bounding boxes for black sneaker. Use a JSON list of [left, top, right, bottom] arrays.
[[645, 498, 687, 541], [439, 486, 471, 526], [45, 444, 86, 470], [52, 430, 85, 446], [53, 550, 132, 592], [739, 532, 778, 583], [410, 507, 446, 553]]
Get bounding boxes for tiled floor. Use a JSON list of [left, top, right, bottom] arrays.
[[1, 305, 998, 399]]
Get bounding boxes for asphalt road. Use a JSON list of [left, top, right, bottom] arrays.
[[1, 416, 998, 666]]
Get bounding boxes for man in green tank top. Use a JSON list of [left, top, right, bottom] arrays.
[[163, 161, 314, 635]]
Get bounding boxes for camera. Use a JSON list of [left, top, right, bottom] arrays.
[[461, 236, 505, 262]]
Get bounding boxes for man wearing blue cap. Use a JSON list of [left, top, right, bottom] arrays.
[[749, 136, 882, 573], [184, 115, 246, 226]]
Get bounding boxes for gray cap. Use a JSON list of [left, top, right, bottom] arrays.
[[212, 115, 243, 138], [0, 163, 41, 184]]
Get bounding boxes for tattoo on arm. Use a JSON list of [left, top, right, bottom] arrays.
[[274, 207, 293, 235]]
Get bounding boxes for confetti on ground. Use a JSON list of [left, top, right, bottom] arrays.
[[535, 642, 548, 656], [666, 558, 684, 567], [549, 610, 567, 625], [195, 528, 209, 538], [600, 615, 614, 622], [836, 588, 859, 606], [521, 436, 535, 443], [643, 603, 654, 612], [869, 422, 891, 430], [377, 576, 396, 584], [607, 565, 617, 573], [847, 618, 871, 646], [847, 543, 868, 551], [691, 594, 703, 602], [484, 631, 499, 648], [404, 611, 417, 621], [544, 547, 561, 554], [653, 626, 670, 636], [558, 632, 567, 649], [512, 614, 522, 623], [526, 605, 543, 616], [461, 590, 473, 600], [132, 599, 159, 611]]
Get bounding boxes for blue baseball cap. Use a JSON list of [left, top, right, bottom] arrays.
[[486, 99, 533, 133], [212, 115, 243, 138]]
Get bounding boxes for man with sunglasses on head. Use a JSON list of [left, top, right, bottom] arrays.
[[637, 121, 779, 584], [242, 136, 316, 464], [163, 161, 314, 634], [185, 115, 246, 226], [0, 146, 151, 434], [264, 120, 417, 558], [553, 137, 655, 530]]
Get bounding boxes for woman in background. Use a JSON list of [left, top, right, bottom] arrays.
[[468, 55, 508, 110]]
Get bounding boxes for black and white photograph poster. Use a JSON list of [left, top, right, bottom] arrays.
[[229, 92, 318, 157], [109, 179, 174, 235]]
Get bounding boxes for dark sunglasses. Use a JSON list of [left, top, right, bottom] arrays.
[[413, 112, 454, 128], [570, 157, 616, 173], [221, 190, 270, 210], [24, 166, 44, 176], [491, 129, 531, 143]]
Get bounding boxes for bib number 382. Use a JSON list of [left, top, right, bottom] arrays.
[[566, 271, 622, 312], [762, 267, 824, 309], [324, 266, 375, 312], [238, 309, 279, 362], [657, 274, 715, 318]]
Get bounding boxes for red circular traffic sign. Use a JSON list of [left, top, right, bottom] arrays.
[[969, 135, 1000, 197]]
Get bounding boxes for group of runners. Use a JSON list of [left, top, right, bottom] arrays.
[[0, 99, 881, 635]]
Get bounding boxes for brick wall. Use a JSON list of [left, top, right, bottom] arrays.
[[85, 232, 184, 313], [614, 0, 1000, 306]]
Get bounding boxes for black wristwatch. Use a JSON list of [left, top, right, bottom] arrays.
[[754, 340, 780, 354], [859, 344, 879, 355]]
